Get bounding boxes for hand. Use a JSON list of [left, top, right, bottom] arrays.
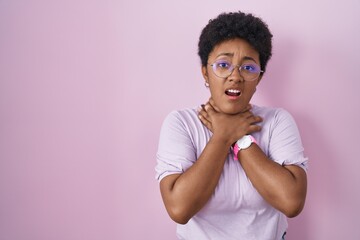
[[198, 98, 262, 145], [198, 99, 252, 132]]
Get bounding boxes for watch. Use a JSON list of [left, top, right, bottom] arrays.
[[233, 135, 257, 160]]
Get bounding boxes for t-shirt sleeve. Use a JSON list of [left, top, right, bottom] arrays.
[[155, 111, 197, 182], [268, 109, 309, 171]]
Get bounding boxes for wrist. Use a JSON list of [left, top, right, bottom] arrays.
[[233, 135, 257, 160], [210, 134, 234, 148]]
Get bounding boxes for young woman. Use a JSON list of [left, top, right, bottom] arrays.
[[155, 11, 308, 240]]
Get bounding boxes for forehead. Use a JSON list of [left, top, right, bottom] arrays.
[[209, 38, 259, 61]]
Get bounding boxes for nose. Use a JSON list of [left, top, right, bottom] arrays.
[[228, 65, 244, 83]]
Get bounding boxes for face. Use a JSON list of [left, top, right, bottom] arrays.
[[202, 38, 262, 114]]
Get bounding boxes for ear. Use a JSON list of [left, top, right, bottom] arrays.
[[201, 65, 209, 81]]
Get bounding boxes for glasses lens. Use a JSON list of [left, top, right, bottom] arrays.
[[240, 64, 261, 81], [212, 60, 232, 78], [211, 61, 262, 80]]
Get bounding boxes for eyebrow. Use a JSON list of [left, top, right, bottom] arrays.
[[215, 53, 257, 62], [216, 52, 234, 58]]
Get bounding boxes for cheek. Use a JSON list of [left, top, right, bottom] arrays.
[[247, 84, 258, 96], [244, 87, 256, 98], [208, 84, 223, 99]]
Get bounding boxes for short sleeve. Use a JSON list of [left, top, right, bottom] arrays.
[[155, 111, 197, 182], [268, 109, 308, 171]]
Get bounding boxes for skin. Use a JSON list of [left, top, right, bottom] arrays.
[[159, 38, 307, 224]]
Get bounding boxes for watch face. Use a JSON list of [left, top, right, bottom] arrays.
[[238, 135, 252, 149], [243, 136, 251, 148]]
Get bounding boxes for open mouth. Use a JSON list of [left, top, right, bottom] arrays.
[[225, 89, 241, 97]]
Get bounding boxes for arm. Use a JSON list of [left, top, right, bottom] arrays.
[[199, 101, 307, 217], [160, 136, 230, 224], [237, 145, 307, 217], [159, 104, 262, 224]]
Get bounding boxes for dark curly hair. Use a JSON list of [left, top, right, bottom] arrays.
[[198, 11, 273, 73]]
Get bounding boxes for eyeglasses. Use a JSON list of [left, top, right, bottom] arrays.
[[209, 60, 263, 81]]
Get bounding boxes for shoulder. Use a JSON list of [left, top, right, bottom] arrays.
[[161, 107, 202, 132], [252, 105, 300, 139], [252, 105, 295, 124], [163, 107, 199, 125], [252, 104, 290, 116], [253, 105, 303, 147]]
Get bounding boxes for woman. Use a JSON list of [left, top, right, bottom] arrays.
[[155, 11, 308, 240]]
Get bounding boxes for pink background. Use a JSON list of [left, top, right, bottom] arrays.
[[1, 0, 359, 239]]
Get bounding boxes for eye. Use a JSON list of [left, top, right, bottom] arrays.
[[215, 61, 231, 69], [242, 64, 259, 73]]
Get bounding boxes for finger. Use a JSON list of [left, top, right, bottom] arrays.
[[208, 98, 220, 112], [241, 111, 254, 119], [208, 98, 215, 107], [245, 116, 263, 127], [198, 114, 213, 130], [249, 115, 263, 124], [200, 102, 210, 112], [204, 102, 215, 113], [198, 108, 211, 122], [247, 124, 262, 134], [241, 104, 252, 113]]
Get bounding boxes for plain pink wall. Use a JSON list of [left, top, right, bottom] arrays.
[[1, 0, 359, 239]]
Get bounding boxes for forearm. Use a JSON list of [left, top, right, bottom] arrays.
[[160, 135, 231, 224], [238, 144, 307, 217]]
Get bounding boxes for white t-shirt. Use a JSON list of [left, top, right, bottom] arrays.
[[155, 105, 308, 240]]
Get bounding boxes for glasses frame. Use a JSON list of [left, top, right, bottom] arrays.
[[209, 62, 264, 81]]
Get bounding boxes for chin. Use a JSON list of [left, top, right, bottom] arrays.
[[212, 96, 249, 114]]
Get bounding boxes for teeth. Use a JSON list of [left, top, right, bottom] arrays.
[[227, 89, 240, 93]]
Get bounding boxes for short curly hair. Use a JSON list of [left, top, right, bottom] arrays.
[[198, 11, 273, 73]]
